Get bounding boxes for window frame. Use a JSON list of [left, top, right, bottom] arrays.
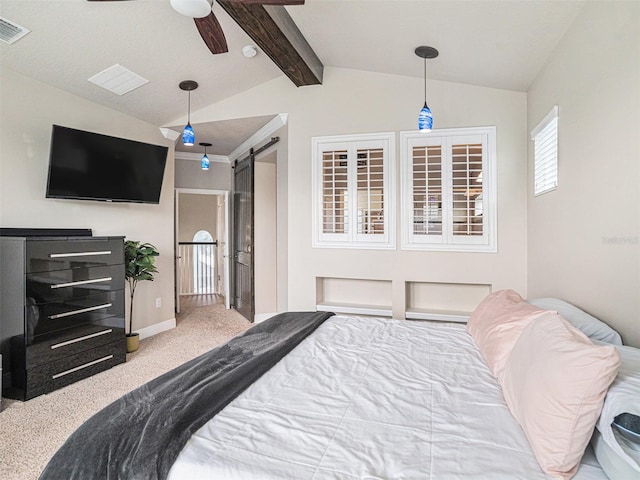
[[400, 126, 497, 253], [312, 132, 396, 250], [531, 105, 559, 196]]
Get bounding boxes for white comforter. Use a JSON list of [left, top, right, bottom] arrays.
[[169, 315, 606, 479]]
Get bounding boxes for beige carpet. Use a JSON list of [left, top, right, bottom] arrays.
[[0, 303, 251, 480]]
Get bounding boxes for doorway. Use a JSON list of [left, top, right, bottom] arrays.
[[233, 153, 255, 322], [174, 189, 230, 315]]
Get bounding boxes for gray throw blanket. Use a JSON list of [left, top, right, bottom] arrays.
[[39, 311, 334, 480]]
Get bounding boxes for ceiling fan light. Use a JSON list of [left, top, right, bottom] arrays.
[[170, 0, 213, 19], [418, 103, 433, 132], [182, 123, 195, 146], [201, 154, 210, 170]]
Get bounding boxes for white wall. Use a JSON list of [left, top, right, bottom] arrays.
[[0, 68, 176, 332], [191, 67, 529, 316], [178, 193, 218, 243], [175, 158, 232, 191], [255, 159, 278, 315], [527, 1, 640, 347]]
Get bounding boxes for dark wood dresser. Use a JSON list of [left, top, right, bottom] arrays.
[[0, 230, 126, 400]]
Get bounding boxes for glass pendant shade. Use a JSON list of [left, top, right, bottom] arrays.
[[415, 46, 438, 134], [418, 103, 433, 132], [199, 142, 212, 171], [179, 80, 198, 146], [201, 154, 210, 170], [182, 123, 195, 146]]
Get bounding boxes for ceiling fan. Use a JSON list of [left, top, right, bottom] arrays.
[[87, 0, 305, 55]]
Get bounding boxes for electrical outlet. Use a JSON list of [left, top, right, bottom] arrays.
[[155, 298, 161, 308]]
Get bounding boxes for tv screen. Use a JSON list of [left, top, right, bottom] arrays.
[[46, 125, 168, 204]]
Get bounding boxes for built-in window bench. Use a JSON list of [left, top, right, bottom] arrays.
[[315, 277, 491, 322], [316, 277, 393, 317], [316, 302, 393, 317], [404, 308, 471, 323], [404, 281, 490, 324]]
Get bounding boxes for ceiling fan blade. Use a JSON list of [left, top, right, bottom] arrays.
[[194, 12, 229, 55], [230, 1, 305, 5]]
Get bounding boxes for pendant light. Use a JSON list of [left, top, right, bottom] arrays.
[[179, 80, 198, 146], [415, 46, 439, 132], [200, 142, 211, 170]]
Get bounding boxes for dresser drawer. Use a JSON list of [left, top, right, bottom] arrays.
[[18, 324, 125, 369], [25, 237, 124, 273], [20, 341, 126, 400], [28, 290, 125, 339], [26, 264, 125, 304]]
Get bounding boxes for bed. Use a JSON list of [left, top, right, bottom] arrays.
[[39, 292, 640, 480]]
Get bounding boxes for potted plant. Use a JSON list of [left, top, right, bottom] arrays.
[[124, 240, 159, 353]]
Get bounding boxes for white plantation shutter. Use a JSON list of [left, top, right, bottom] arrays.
[[411, 141, 443, 239], [313, 133, 395, 249], [401, 127, 496, 252], [451, 142, 483, 239], [322, 149, 348, 235], [532, 105, 558, 196], [356, 147, 384, 235]]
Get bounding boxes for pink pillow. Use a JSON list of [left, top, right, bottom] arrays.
[[501, 313, 621, 479], [466, 289, 550, 379]]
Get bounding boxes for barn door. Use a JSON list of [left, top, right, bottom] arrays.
[[232, 152, 255, 322]]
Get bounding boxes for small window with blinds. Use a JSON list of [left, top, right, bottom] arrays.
[[531, 105, 558, 196], [400, 127, 496, 252], [312, 133, 395, 249]]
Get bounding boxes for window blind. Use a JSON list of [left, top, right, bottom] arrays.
[[412, 145, 442, 236], [356, 148, 385, 235], [532, 106, 558, 196], [322, 150, 348, 234], [451, 143, 483, 237]]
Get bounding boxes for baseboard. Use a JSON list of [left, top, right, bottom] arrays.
[[135, 318, 176, 340], [254, 312, 277, 324]]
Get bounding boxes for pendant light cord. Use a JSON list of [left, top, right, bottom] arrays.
[[188, 90, 191, 123], [423, 56, 428, 107]]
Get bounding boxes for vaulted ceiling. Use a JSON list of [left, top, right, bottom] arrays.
[[1, 0, 586, 154]]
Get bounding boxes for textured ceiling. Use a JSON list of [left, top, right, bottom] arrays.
[[0, 0, 586, 154]]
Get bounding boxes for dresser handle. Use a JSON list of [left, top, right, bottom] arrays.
[[49, 303, 112, 319], [50, 329, 114, 350], [52, 355, 114, 379], [49, 250, 112, 258], [50, 277, 112, 289]]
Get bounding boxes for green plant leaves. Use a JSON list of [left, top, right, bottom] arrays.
[[124, 240, 159, 282], [124, 240, 160, 334]]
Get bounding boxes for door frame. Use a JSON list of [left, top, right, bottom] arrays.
[[174, 188, 231, 313]]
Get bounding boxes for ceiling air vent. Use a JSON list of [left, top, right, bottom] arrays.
[[88, 64, 149, 96], [0, 16, 30, 44]]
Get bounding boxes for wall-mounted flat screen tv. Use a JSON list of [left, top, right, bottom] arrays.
[[46, 125, 168, 204]]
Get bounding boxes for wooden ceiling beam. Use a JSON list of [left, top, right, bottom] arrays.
[[217, 1, 323, 87]]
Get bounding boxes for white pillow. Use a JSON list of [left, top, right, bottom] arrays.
[[594, 343, 640, 478], [591, 430, 639, 480], [527, 298, 622, 345]]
